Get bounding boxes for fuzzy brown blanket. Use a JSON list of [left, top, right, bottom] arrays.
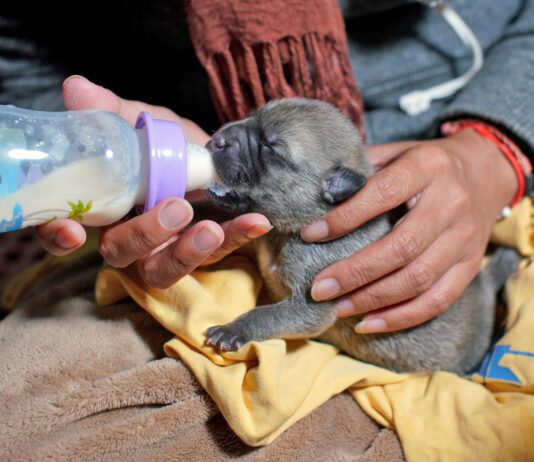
[[0, 251, 403, 461]]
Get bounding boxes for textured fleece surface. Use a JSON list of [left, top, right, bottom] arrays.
[[0, 252, 403, 462]]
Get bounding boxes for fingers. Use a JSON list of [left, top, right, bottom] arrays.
[[136, 213, 270, 288], [99, 200, 270, 288], [36, 219, 87, 256], [301, 146, 440, 242], [332, 227, 467, 317], [364, 141, 419, 169], [98, 198, 193, 268], [201, 213, 272, 266], [310, 168, 457, 302], [353, 258, 481, 333], [136, 220, 224, 289]]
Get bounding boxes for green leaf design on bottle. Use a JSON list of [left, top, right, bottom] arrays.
[[68, 199, 92, 222], [44, 215, 58, 224]]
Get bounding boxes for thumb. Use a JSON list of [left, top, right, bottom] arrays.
[[61, 75, 180, 126], [62, 75, 134, 122], [61, 75, 209, 144]]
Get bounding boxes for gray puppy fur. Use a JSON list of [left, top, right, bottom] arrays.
[[204, 98, 518, 374]]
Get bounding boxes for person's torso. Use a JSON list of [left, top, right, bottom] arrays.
[[0, 0, 523, 142]]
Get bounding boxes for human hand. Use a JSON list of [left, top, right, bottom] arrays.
[[36, 75, 271, 288], [301, 129, 517, 333]]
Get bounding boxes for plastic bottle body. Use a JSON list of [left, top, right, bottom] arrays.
[[0, 106, 143, 232]]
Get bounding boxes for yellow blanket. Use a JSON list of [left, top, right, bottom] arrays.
[[4, 198, 534, 461]]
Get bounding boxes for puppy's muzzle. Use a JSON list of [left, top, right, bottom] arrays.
[[210, 124, 260, 187]]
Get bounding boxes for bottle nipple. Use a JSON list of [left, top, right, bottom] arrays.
[[185, 142, 219, 191]]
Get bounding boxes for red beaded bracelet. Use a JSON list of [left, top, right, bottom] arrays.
[[441, 119, 533, 211]]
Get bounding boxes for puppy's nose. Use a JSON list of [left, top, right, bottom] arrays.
[[210, 125, 249, 155], [210, 132, 228, 152]]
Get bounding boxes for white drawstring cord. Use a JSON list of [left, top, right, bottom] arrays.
[[399, 2, 484, 116]]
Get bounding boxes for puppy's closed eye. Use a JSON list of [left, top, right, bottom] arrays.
[[261, 142, 300, 172], [262, 130, 279, 147], [322, 166, 366, 204]]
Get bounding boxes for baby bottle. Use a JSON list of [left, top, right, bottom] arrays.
[[0, 105, 217, 233]]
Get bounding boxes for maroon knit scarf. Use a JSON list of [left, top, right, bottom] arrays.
[[184, 0, 365, 138]]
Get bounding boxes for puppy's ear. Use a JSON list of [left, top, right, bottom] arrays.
[[322, 166, 366, 204]]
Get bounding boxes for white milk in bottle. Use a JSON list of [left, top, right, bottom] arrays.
[[0, 106, 217, 233]]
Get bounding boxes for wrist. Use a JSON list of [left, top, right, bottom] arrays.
[[441, 119, 533, 213], [444, 129, 518, 216]]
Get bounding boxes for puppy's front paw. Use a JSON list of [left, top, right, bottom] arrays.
[[205, 324, 252, 351]]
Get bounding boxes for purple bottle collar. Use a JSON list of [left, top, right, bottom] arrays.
[[135, 111, 187, 213]]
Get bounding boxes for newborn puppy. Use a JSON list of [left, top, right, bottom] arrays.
[[205, 99, 517, 374]]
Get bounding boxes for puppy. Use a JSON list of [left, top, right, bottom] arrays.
[[204, 98, 517, 374]]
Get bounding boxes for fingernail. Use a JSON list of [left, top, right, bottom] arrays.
[[64, 74, 88, 85], [354, 318, 387, 334], [334, 298, 354, 316], [301, 220, 329, 241], [311, 278, 340, 301], [193, 226, 221, 252], [246, 223, 273, 239], [53, 227, 83, 249], [159, 200, 192, 230]]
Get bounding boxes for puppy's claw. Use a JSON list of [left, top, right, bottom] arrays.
[[205, 324, 251, 352], [231, 337, 246, 350], [205, 326, 226, 346], [219, 336, 239, 351]]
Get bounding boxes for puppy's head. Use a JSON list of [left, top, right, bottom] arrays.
[[206, 98, 371, 232]]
